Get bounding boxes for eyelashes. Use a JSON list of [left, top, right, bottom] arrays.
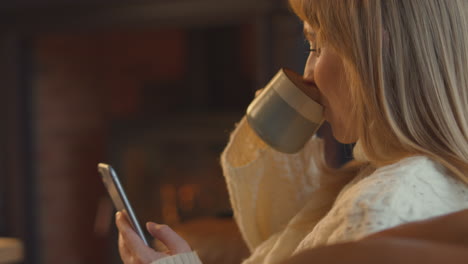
[[304, 39, 321, 56], [305, 47, 322, 56], [309, 48, 321, 55]]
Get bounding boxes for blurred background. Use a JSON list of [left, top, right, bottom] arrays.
[[0, 0, 350, 263]]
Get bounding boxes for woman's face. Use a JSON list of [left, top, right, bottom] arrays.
[[303, 23, 358, 144]]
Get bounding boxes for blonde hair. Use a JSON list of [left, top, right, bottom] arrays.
[[289, 0, 468, 183]]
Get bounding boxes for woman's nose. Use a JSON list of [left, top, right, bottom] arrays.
[[300, 54, 321, 104], [303, 54, 316, 84]]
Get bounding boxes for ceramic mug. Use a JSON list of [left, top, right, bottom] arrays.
[[246, 68, 324, 153]]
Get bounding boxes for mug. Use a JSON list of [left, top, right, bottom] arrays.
[[246, 68, 324, 153]]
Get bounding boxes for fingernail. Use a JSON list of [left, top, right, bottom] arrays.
[[116, 211, 121, 219], [148, 222, 160, 229]]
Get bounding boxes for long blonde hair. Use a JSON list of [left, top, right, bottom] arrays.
[[289, 0, 468, 183]]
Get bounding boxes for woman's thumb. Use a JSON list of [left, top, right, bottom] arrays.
[[146, 222, 192, 254], [146, 222, 159, 237]]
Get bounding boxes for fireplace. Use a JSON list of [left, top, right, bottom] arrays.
[[1, 1, 347, 263]]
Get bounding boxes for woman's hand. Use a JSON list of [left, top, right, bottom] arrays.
[[115, 211, 192, 264]]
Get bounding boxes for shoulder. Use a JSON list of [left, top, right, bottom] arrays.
[[326, 156, 468, 240], [348, 156, 464, 198], [295, 156, 468, 249], [338, 156, 468, 216]]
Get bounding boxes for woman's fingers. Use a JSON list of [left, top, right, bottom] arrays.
[[116, 212, 167, 263], [255, 88, 264, 97], [118, 232, 132, 262], [115, 212, 193, 263], [116, 212, 148, 252], [146, 222, 191, 254]]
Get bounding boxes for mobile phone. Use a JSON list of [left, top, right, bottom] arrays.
[[97, 163, 149, 246]]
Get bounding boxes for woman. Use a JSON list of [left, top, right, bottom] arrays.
[[116, 209, 468, 264], [116, 0, 468, 263]]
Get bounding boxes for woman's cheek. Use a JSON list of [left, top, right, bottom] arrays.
[[314, 60, 330, 104]]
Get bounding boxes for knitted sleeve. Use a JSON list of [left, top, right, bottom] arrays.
[[151, 252, 202, 264], [220, 117, 326, 251]]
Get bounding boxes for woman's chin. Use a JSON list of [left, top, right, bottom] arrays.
[[328, 121, 358, 144], [334, 134, 357, 144]]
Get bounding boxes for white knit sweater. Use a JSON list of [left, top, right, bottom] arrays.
[[153, 118, 468, 264]]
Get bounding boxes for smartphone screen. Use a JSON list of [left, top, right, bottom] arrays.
[[97, 163, 149, 246]]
